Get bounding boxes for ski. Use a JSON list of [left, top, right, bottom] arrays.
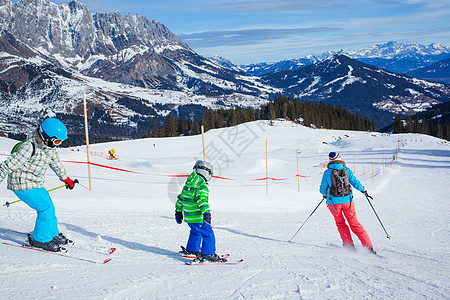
[[179, 245, 229, 259], [181, 253, 229, 259], [65, 244, 116, 255], [1, 242, 112, 264], [186, 258, 244, 265]]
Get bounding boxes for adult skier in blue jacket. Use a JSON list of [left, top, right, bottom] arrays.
[[320, 152, 375, 253]]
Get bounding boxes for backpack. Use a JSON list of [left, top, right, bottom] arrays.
[[330, 168, 351, 197], [11, 140, 36, 157]]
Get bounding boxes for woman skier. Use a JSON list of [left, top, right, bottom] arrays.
[[320, 152, 376, 254]]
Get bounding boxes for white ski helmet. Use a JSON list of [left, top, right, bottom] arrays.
[[193, 160, 213, 182]]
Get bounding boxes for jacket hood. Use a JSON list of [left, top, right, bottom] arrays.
[[327, 160, 346, 170]]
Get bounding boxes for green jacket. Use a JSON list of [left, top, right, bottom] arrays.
[[0, 130, 68, 191], [175, 172, 210, 223]]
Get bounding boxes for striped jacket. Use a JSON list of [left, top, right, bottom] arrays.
[[0, 130, 68, 191], [175, 172, 210, 223]]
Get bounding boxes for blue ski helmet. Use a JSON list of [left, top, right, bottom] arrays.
[[39, 118, 68, 147]]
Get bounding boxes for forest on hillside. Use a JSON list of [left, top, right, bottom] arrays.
[[146, 97, 376, 138], [391, 101, 450, 140]]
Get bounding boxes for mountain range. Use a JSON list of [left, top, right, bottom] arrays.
[[407, 57, 450, 84], [211, 41, 450, 78], [0, 0, 276, 138], [260, 55, 450, 127], [0, 0, 449, 138]]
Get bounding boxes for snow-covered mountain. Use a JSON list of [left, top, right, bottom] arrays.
[[260, 55, 450, 128], [214, 42, 450, 77], [0, 0, 277, 137], [407, 57, 450, 84], [0, 120, 449, 298]]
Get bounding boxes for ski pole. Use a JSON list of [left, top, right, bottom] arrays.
[[3, 181, 76, 207], [364, 192, 391, 239], [75, 181, 90, 190], [288, 197, 325, 243]]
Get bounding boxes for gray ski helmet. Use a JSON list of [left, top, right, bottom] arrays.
[[193, 160, 213, 182]]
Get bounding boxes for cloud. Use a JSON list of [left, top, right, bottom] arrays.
[[187, 0, 349, 12], [179, 27, 341, 48]]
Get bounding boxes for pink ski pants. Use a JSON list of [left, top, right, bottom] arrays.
[[328, 203, 373, 248]]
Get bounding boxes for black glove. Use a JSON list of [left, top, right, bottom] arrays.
[[203, 212, 211, 224], [362, 190, 373, 199], [175, 211, 183, 224]]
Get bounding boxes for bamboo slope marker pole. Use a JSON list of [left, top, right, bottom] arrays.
[[201, 125, 206, 161], [372, 161, 374, 184], [363, 160, 366, 186], [83, 91, 92, 191], [266, 138, 268, 196], [296, 149, 300, 192], [380, 158, 383, 180]]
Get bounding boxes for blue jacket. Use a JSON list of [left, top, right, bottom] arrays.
[[319, 160, 364, 205]]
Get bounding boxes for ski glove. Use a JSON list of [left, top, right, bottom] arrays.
[[362, 190, 373, 199], [203, 212, 211, 224], [62, 178, 78, 190], [175, 211, 183, 224]]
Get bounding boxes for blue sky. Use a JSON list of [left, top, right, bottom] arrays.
[[28, 0, 450, 64]]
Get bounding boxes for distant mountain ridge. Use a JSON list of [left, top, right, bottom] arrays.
[[407, 57, 450, 84], [259, 55, 450, 128], [210, 41, 450, 78]]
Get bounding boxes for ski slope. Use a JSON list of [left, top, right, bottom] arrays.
[[0, 120, 449, 299]]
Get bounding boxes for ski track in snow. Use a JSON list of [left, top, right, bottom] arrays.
[[0, 120, 449, 299]]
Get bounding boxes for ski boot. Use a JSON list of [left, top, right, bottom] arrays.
[[201, 254, 227, 263], [52, 233, 73, 245], [179, 246, 201, 257], [27, 234, 62, 252], [368, 246, 377, 255], [343, 243, 356, 251]]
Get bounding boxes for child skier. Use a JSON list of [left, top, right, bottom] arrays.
[[0, 118, 77, 252], [319, 152, 376, 254], [175, 160, 225, 262]]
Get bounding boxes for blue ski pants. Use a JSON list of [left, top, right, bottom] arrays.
[[14, 188, 59, 243], [186, 222, 216, 255]]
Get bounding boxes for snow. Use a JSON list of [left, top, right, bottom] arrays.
[[0, 120, 449, 299]]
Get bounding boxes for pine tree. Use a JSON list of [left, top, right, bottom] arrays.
[[393, 115, 403, 133]]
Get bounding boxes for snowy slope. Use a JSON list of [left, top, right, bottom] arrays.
[[0, 120, 449, 299]]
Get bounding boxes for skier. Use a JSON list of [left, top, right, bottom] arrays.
[[175, 160, 225, 262], [0, 118, 77, 252], [319, 152, 376, 254]]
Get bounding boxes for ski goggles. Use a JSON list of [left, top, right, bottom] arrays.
[[52, 138, 63, 146], [196, 165, 213, 176]]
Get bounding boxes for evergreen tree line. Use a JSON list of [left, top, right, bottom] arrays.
[[392, 114, 449, 140], [391, 101, 450, 141], [144, 96, 376, 138]]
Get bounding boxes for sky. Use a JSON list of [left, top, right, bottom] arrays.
[[18, 0, 450, 64]]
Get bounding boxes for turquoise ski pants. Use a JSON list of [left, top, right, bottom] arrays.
[[14, 187, 59, 243]]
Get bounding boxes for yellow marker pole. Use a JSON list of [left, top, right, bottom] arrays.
[[83, 91, 92, 191], [201, 125, 206, 161], [266, 139, 268, 196], [296, 149, 300, 192]]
